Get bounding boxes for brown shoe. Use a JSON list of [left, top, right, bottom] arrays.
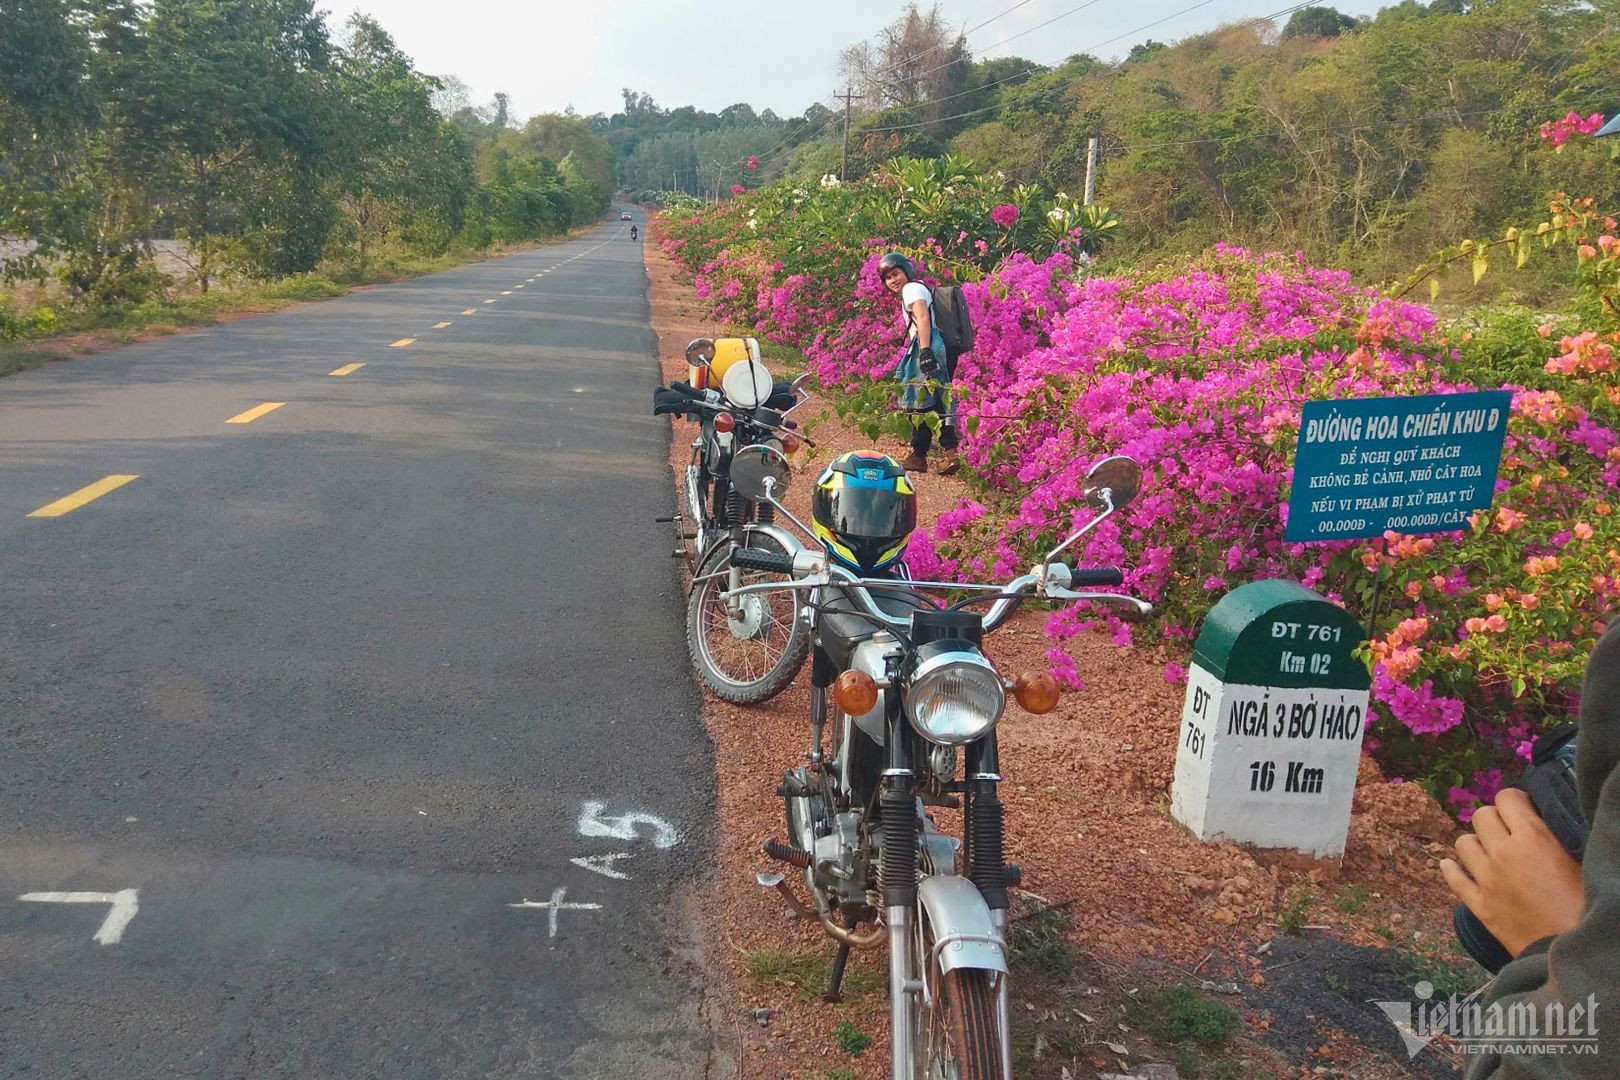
[[936, 451, 960, 476], [899, 452, 927, 473]]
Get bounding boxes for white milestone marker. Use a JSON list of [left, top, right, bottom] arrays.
[[508, 887, 601, 938], [570, 853, 634, 880], [577, 800, 679, 849], [19, 889, 140, 944]]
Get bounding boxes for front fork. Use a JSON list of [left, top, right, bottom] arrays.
[[965, 736, 1013, 1080], [882, 702, 1014, 1079], [879, 687, 920, 1079]]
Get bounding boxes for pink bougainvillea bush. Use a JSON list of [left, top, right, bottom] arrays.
[[653, 153, 1619, 812]]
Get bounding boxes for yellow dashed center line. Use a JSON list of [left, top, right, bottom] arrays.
[[514, 285, 524, 289], [28, 475, 139, 518], [432, 321, 452, 328], [390, 338, 416, 348], [330, 363, 365, 376], [483, 299, 497, 304], [227, 402, 286, 424], [461, 308, 477, 315], [500, 291, 512, 296]]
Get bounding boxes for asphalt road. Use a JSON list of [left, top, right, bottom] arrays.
[[0, 213, 719, 1077]]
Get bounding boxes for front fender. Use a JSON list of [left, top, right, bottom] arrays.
[[918, 875, 1008, 976]]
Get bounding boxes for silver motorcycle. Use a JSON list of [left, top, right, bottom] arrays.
[[720, 448, 1152, 1079], [653, 339, 814, 703]]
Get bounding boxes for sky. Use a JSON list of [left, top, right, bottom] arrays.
[[315, 0, 1392, 123]]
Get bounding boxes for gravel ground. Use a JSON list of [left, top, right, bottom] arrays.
[[645, 240, 1471, 1079]]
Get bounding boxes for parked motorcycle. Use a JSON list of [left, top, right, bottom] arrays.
[[653, 337, 813, 703], [719, 447, 1151, 1079]]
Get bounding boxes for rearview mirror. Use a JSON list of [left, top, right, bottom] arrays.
[[1082, 455, 1141, 513], [729, 444, 791, 501], [684, 338, 716, 366], [1043, 455, 1143, 571]]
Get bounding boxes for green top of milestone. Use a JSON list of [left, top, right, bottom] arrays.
[[1192, 579, 1370, 691]]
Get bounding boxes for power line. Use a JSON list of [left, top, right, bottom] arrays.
[[748, 0, 1057, 175], [859, 0, 1313, 135], [964, 0, 1038, 35]]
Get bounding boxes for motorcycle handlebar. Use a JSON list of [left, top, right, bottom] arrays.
[[731, 547, 796, 574], [720, 548, 1150, 636]]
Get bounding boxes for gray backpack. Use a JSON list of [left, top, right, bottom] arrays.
[[931, 284, 975, 360]]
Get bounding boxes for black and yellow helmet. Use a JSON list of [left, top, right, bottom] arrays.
[[812, 451, 917, 573]]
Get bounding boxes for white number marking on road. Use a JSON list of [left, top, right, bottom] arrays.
[[576, 801, 679, 849], [18, 889, 140, 944], [569, 853, 634, 880], [508, 887, 601, 938]]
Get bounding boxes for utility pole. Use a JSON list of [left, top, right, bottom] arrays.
[[1083, 136, 1099, 206], [836, 86, 859, 181]]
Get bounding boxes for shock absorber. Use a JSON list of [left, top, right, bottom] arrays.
[[757, 501, 775, 524], [879, 786, 917, 908], [965, 778, 1008, 911], [725, 488, 744, 529]]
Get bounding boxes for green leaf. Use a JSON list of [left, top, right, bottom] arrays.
[[1429, 278, 1440, 303], [1472, 249, 1488, 285]]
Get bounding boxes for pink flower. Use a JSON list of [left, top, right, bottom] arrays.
[[990, 204, 1019, 229], [1163, 662, 1187, 684], [746, 155, 759, 171], [730, 183, 745, 196]]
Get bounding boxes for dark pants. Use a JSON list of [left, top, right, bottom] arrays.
[[909, 349, 958, 455]]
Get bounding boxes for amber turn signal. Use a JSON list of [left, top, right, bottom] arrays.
[[1013, 671, 1060, 714], [713, 411, 736, 433], [779, 431, 802, 454], [833, 670, 879, 715]]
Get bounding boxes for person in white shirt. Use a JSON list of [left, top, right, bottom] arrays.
[[877, 252, 959, 475]]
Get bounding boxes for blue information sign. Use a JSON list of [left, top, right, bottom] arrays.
[[1286, 390, 1512, 543]]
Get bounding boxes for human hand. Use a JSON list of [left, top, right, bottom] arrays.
[[1440, 788, 1585, 957]]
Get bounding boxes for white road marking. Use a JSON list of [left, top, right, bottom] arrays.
[[569, 853, 634, 880], [576, 800, 679, 849], [19, 889, 139, 944], [508, 887, 601, 938]]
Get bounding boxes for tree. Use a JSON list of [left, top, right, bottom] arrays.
[[1282, 6, 1359, 38], [1126, 40, 1167, 63], [326, 14, 470, 271], [125, 0, 333, 291], [839, 2, 970, 124], [0, 0, 96, 280]]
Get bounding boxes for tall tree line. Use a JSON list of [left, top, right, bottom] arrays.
[[0, 0, 614, 304], [827, 0, 1619, 280]]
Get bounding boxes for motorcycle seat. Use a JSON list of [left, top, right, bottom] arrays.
[[816, 581, 932, 669]]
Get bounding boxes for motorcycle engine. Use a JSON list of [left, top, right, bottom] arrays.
[[812, 812, 869, 908]]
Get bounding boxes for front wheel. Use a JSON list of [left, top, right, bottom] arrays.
[[919, 969, 1002, 1080], [686, 531, 808, 704]]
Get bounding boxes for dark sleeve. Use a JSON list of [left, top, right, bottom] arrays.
[[1465, 620, 1620, 1079]]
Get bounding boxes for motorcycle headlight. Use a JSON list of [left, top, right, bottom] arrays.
[[906, 645, 1005, 746]]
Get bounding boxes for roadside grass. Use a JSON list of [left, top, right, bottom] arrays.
[[1004, 904, 1288, 1080], [740, 944, 883, 1003], [0, 230, 592, 379], [1398, 935, 1487, 999], [1009, 906, 1081, 979], [1277, 881, 1314, 936]]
